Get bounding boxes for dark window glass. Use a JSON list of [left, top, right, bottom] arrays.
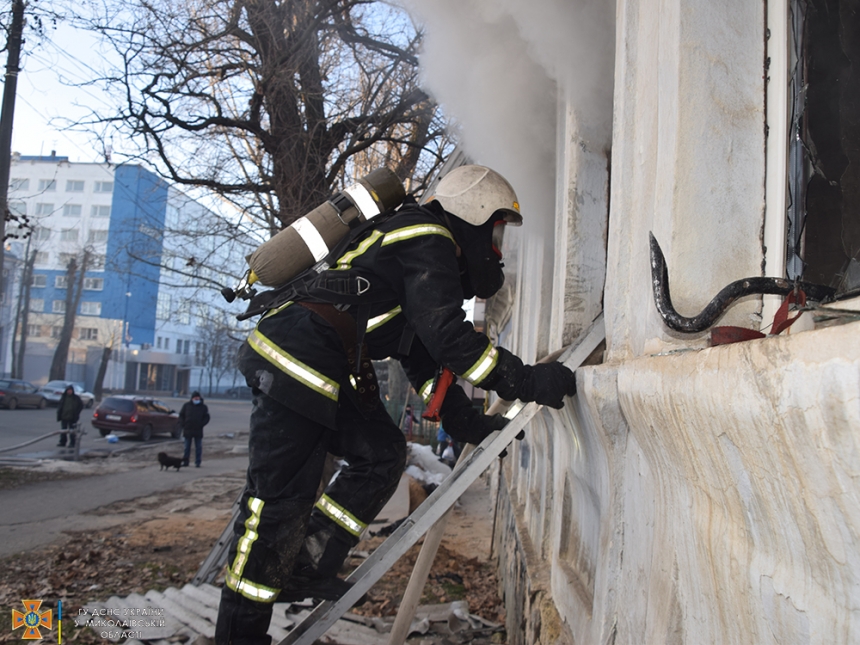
[[101, 397, 135, 413], [789, 0, 860, 293]]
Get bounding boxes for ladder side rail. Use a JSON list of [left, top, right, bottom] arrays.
[[278, 314, 605, 645]]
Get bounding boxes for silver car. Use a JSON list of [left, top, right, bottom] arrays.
[[38, 381, 95, 408]]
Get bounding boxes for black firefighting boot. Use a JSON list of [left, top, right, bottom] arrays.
[[280, 518, 362, 603], [214, 586, 274, 645], [277, 575, 354, 603]]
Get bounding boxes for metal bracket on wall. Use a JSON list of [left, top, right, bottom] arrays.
[[649, 232, 835, 333]]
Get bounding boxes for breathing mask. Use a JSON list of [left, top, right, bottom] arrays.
[[448, 211, 508, 299]]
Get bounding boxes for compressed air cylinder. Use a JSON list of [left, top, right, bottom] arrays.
[[247, 168, 405, 287]]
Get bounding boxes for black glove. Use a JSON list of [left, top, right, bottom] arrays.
[[518, 362, 577, 409], [440, 383, 509, 444], [479, 348, 577, 409], [444, 408, 509, 445]]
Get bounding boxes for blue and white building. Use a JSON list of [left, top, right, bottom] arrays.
[[3, 153, 254, 394]]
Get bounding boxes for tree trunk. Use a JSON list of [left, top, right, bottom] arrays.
[[13, 248, 35, 379], [93, 344, 112, 402], [49, 252, 90, 381]]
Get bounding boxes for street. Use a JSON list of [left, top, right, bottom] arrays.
[[0, 397, 254, 459], [0, 455, 249, 558], [0, 397, 255, 558]]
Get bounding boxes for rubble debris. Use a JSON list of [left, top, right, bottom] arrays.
[[406, 443, 452, 485], [0, 446, 504, 644], [372, 517, 406, 538], [347, 540, 504, 626], [409, 473, 431, 511]]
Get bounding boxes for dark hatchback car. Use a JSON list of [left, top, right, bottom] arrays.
[[91, 396, 181, 441], [0, 379, 48, 409]]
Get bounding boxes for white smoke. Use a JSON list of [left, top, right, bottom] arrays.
[[401, 0, 615, 229]]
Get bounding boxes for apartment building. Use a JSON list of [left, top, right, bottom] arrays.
[[4, 153, 252, 394]]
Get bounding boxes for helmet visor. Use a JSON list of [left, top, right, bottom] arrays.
[[492, 221, 506, 259]]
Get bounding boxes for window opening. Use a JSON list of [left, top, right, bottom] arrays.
[[788, 0, 860, 293]]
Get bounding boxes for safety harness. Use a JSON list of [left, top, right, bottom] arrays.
[[239, 207, 416, 411], [238, 210, 398, 321]]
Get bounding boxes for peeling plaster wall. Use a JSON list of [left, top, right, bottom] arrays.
[[498, 324, 860, 643], [549, 96, 609, 350], [486, 0, 860, 643], [610, 326, 860, 642]]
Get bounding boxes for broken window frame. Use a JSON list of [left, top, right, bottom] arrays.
[[785, 0, 860, 294]]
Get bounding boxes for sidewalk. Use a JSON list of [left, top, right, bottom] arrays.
[[0, 455, 249, 558]]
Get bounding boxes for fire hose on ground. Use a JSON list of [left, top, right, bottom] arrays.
[[0, 425, 86, 463]]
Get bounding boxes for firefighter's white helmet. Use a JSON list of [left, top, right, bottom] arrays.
[[431, 165, 523, 226]]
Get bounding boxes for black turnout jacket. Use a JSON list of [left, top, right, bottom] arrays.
[[238, 201, 502, 430]]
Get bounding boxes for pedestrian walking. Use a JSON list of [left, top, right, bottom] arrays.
[[57, 385, 83, 448], [179, 391, 210, 467]]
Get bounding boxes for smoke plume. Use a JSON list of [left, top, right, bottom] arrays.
[[401, 0, 615, 229]]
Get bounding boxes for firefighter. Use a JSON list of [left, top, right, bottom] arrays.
[[215, 165, 577, 645]]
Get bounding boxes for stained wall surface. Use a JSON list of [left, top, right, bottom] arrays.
[[484, 0, 860, 643]]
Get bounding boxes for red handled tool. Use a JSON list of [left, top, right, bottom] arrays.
[[422, 367, 455, 422]]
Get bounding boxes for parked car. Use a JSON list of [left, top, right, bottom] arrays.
[[91, 396, 181, 441], [0, 379, 49, 409], [38, 381, 95, 408], [225, 385, 253, 399]]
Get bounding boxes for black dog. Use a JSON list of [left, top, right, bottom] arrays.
[[158, 452, 184, 471]]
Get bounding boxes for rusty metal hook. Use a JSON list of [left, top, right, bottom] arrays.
[[649, 232, 835, 333]]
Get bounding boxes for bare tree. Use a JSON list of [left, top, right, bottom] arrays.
[[92, 322, 124, 401], [11, 246, 35, 379], [195, 314, 243, 396], [74, 0, 452, 240], [49, 250, 90, 381]]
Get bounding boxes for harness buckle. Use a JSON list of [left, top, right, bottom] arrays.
[[355, 277, 370, 295]]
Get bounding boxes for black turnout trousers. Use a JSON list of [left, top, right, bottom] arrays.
[[215, 389, 406, 645]]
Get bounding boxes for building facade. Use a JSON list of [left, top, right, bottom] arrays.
[[3, 154, 251, 395], [408, 0, 859, 643]]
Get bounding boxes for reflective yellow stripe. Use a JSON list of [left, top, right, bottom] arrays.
[[225, 571, 280, 603], [315, 494, 367, 537], [462, 344, 499, 385], [333, 230, 384, 270], [332, 224, 454, 270], [419, 378, 434, 405], [230, 497, 265, 578], [226, 497, 281, 603], [381, 224, 454, 246], [261, 300, 294, 321], [247, 330, 339, 400], [367, 306, 402, 332]]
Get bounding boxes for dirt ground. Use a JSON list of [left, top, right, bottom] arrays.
[[0, 440, 504, 644]]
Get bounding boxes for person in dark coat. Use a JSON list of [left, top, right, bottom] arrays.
[[215, 165, 577, 644], [57, 385, 84, 448], [401, 404, 421, 440], [179, 391, 210, 467]]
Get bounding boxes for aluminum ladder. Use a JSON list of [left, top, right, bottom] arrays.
[[278, 313, 605, 645]]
